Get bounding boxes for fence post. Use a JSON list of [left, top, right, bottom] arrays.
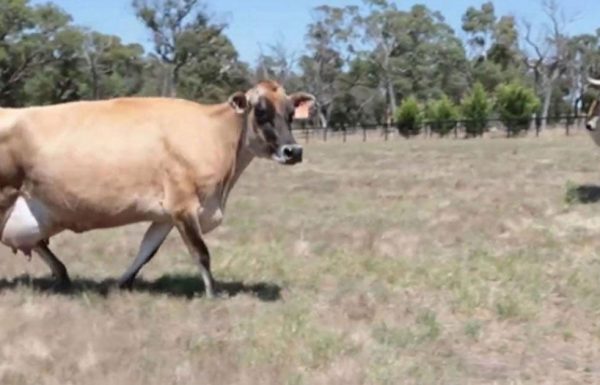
[[343, 127, 347, 143], [384, 123, 389, 141], [566, 116, 571, 136], [303, 121, 309, 143], [362, 125, 366, 142]]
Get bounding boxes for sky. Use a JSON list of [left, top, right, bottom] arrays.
[[31, 0, 600, 64]]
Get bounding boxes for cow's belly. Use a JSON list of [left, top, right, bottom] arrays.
[[0, 196, 57, 252], [25, 183, 169, 233]]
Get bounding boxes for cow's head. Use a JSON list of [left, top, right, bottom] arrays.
[[586, 77, 600, 137], [228, 81, 315, 165]]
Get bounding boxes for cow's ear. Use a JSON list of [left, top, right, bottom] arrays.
[[228, 92, 248, 114], [289, 92, 316, 120]]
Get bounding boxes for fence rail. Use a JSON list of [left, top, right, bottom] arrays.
[[292, 114, 589, 143]]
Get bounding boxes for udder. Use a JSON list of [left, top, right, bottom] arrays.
[[0, 196, 56, 253]]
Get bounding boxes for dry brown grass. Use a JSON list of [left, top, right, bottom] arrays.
[[2, 129, 600, 384]]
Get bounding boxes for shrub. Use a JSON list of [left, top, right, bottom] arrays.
[[495, 82, 540, 136], [462, 82, 491, 137], [395, 96, 423, 137], [426, 95, 459, 137]]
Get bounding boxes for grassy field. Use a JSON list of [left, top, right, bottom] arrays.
[[2, 130, 600, 384]]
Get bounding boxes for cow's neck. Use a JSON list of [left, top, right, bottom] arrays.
[[231, 141, 255, 187], [218, 112, 255, 208]]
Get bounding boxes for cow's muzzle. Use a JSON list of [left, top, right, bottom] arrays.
[[273, 144, 303, 165]]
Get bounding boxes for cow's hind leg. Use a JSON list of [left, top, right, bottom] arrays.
[[175, 213, 216, 299], [118, 222, 173, 289], [34, 242, 71, 290]]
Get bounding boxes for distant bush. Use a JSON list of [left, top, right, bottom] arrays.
[[461, 83, 491, 137], [426, 95, 459, 137], [495, 82, 540, 136], [395, 97, 423, 137]]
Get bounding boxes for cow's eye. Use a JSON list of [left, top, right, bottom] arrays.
[[255, 107, 270, 125]]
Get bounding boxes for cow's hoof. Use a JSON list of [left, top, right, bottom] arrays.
[[117, 279, 134, 291], [205, 287, 221, 300], [205, 285, 227, 300], [52, 278, 72, 293]]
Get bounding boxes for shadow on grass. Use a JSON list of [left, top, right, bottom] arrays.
[[0, 274, 282, 302], [566, 184, 600, 204]]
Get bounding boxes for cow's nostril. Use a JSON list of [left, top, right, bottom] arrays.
[[283, 146, 294, 158], [587, 123, 594, 131]]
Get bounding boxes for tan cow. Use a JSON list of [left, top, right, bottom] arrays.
[[0, 81, 315, 298]]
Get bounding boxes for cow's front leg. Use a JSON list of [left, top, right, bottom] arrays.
[[118, 222, 173, 289], [34, 242, 71, 290], [175, 213, 216, 299]]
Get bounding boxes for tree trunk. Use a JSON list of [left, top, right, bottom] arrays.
[[90, 62, 99, 100], [318, 111, 328, 128], [540, 69, 560, 131], [161, 64, 177, 97], [170, 65, 179, 98], [541, 85, 553, 131], [387, 79, 397, 118]]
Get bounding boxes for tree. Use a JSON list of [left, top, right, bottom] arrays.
[[522, 0, 573, 130], [132, 0, 245, 100], [461, 2, 496, 60], [488, 15, 520, 69], [360, 0, 402, 120], [176, 34, 249, 102], [81, 31, 146, 100], [462, 3, 524, 93], [428, 17, 470, 101], [496, 82, 540, 136], [335, 57, 386, 126], [426, 95, 459, 136], [300, 5, 359, 127], [461, 82, 491, 137], [360, 2, 468, 118], [24, 25, 86, 105], [255, 41, 299, 88], [0, 1, 74, 106], [395, 96, 422, 137]]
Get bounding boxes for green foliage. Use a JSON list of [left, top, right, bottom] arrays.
[[461, 83, 491, 137], [0, 1, 149, 106], [395, 97, 422, 137], [425, 95, 459, 136], [495, 82, 541, 136], [0, 1, 72, 106]]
